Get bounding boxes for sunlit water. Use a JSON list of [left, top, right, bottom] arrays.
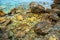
[[0, 0, 53, 13]]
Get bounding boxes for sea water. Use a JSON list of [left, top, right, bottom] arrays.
[[0, 0, 53, 14]]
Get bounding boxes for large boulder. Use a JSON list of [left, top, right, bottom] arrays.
[[29, 2, 45, 13], [34, 21, 52, 36], [48, 13, 59, 25], [51, 4, 60, 10], [54, 0, 60, 4]]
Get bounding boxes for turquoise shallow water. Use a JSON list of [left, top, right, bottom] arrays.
[[0, 0, 53, 14]]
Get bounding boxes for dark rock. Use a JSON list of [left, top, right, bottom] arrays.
[[54, 10, 60, 17], [0, 28, 3, 37], [45, 9, 52, 13], [29, 2, 45, 13], [53, 21, 60, 28], [34, 21, 52, 36], [0, 28, 9, 40], [54, 0, 60, 4], [51, 4, 60, 10], [48, 13, 59, 23], [8, 8, 17, 16], [46, 9, 60, 17]]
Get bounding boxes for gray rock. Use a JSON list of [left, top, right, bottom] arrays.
[[48, 12, 59, 25], [34, 21, 52, 36], [29, 2, 45, 13], [49, 13, 59, 21]]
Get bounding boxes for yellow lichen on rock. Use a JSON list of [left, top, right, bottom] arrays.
[[28, 17, 36, 22], [17, 15, 23, 21], [34, 14, 38, 17], [0, 17, 6, 23], [0, 10, 5, 16], [49, 35, 59, 40]]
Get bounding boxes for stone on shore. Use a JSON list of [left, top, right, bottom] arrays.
[[34, 21, 52, 36], [29, 2, 45, 13]]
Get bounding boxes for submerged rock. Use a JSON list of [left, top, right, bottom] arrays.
[[34, 21, 52, 36], [29, 2, 45, 13]]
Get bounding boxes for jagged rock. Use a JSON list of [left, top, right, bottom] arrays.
[[8, 8, 17, 15], [3, 19, 12, 26], [0, 10, 5, 16], [46, 9, 60, 17], [53, 21, 60, 29], [49, 9, 60, 17], [48, 13, 59, 24], [29, 2, 45, 13], [34, 21, 52, 36], [0, 28, 9, 40], [54, 0, 60, 4], [54, 10, 60, 17], [51, 4, 60, 10], [0, 17, 6, 24]]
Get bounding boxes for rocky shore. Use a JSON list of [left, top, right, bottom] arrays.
[[0, 0, 60, 40]]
